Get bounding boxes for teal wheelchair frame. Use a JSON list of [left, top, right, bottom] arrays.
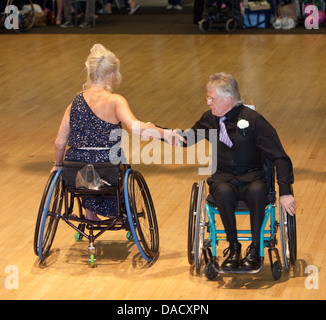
[[34, 162, 159, 267], [188, 159, 297, 280]]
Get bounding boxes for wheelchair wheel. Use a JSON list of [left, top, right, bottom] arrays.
[[194, 179, 207, 275], [34, 171, 56, 256], [225, 18, 237, 32], [205, 261, 219, 280], [187, 182, 198, 265], [272, 260, 282, 280], [124, 169, 159, 262], [280, 206, 297, 270], [6, 0, 35, 32], [34, 169, 63, 260], [199, 19, 210, 33]]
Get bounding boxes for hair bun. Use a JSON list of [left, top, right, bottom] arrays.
[[90, 44, 106, 55], [83, 44, 122, 92]]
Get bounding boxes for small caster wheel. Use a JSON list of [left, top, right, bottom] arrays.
[[75, 223, 85, 241], [126, 231, 134, 242], [272, 261, 282, 280], [205, 261, 219, 280], [90, 254, 95, 267], [74, 232, 83, 241], [88, 246, 97, 267]]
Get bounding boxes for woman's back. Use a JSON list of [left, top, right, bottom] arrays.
[[65, 89, 124, 167], [82, 87, 120, 125]]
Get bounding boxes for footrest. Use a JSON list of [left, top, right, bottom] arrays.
[[64, 214, 117, 225]]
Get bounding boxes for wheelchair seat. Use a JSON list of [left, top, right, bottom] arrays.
[[206, 157, 276, 211], [206, 194, 250, 211]]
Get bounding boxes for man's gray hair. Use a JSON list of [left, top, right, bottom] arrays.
[[206, 72, 243, 105]]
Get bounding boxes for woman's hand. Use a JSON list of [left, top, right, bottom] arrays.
[[50, 164, 62, 174]]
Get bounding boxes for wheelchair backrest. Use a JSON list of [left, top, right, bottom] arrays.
[[62, 161, 122, 189]]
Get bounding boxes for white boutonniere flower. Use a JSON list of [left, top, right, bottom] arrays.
[[237, 119, 249, 135]]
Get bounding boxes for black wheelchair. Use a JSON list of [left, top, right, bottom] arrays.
[[187, 158, 297, 280], [34, 161, 159, 267], [198, 0, 243, 33]]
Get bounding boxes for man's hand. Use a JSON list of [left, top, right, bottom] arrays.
[[279, 194, 296, 216]]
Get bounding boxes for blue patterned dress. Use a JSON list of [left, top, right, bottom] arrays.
[[65, 93, 124, 217]]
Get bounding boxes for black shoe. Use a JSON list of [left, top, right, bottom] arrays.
[[221, 242, 241, 270], [240, 243, 261, 270]]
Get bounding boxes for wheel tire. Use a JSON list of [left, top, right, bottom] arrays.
[[225, 18, 237, 32], [288, 213, 297, 266], [280, 206, 297, 270], [90, 254, 95, 267], [75, 232, 83, 241], [34, 171, 56, 256], [205, 261, 219, 280], [124, 169, 159, 261], [34, 169, 63, 260], [126, 231, 134, 242], [187, 182, 198, 265], [272, 260, 282, 280], [194, 179, 207, 275], [199, 19, 210, 33]]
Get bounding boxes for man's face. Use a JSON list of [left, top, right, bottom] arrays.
[[206, 86, 233, 117]]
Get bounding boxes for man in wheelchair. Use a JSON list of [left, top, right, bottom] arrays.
[[183, 72, 296, 271]]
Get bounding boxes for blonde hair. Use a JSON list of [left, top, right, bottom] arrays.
[[206, 72, 243, 105], [83, 44, 122, 92]]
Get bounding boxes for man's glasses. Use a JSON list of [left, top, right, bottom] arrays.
[[206, 96, 217, 104]]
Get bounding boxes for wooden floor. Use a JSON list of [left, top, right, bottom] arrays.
[[0, 33, 325, 301]]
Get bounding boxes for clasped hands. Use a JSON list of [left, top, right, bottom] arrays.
[[144, 122, 186, 147]]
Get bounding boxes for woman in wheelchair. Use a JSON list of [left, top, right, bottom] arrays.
[[51, 43, 183, 221], [185, 72, 296, 273]]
